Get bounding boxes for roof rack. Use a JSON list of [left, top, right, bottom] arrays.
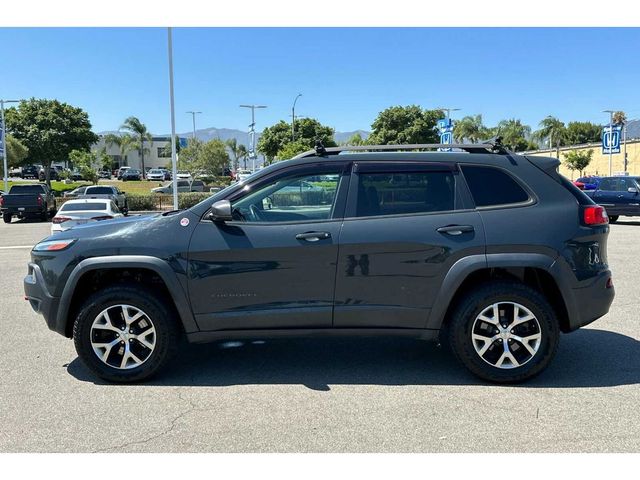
[[293, 137, 508, 159]]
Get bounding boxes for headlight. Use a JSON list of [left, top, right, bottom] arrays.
[[33, 239, 77, 252]]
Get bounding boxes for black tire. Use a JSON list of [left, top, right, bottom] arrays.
[[40, 210, 48, 221], [608, 215, 619, 223], [73, 284, 180, 383], [3, 213, 11, 224], [447, 281, 559, 384]]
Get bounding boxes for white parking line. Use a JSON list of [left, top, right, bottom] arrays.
[[0, 245, 33, 250]]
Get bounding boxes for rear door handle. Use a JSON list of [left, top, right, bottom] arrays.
[[295, 231, 331, 242], [436, 225, 475, 236]]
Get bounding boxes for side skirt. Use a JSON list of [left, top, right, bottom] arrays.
[[186, 328, 439, 344]]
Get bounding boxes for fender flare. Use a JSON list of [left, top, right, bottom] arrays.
[[55, 255, 198, 336], [425, 252, 573, 330]]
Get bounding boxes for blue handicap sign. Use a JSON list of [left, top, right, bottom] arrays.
[[437, 118, 451, 132], [439, 129, 453, 152], [602, 125, 621, 154]]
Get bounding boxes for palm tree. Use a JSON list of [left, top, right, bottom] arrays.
[[533, 116, 566, 159], [104, 133, 136, 168], [496, 119, 532, 151], [121, 117, 153, 178], [453, 114, 488, 143], [613, 111, 627, 125], [225, 138, 248, 171]]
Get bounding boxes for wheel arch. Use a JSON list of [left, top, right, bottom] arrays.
[[56, 256, 198, 338], [427, 253, 573, 333]]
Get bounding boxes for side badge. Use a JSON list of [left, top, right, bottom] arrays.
[[180, 217, 190, 227]]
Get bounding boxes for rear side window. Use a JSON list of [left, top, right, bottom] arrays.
[[461, 165, 530, 207], [86, 187, 114, 194], [355, 171, 456, 217]]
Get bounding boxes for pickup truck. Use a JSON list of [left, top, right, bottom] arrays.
[[584, 175, 640, 223], [78, 185, 128, 213], [1, 184, 57, 223]]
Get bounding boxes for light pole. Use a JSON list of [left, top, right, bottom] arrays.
[[186, 111, 202, 140], [167, 28, 178, 210], [1, 99, 20, 192], [438, 107, 460, 126], [603, 110, 615, 176], [292, 93, 302, 142], [240, 104, 267, 172]]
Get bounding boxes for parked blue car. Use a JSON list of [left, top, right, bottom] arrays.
[[584, 176, 640, 222], [574, 176, 601, 191]]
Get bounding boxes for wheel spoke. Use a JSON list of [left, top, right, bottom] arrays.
[[508, 306, 535, 328], [472, 333, 499, 356], [93, 339, 119, 361], [136, 327, 156, 349], [511, 333, 541, 356]]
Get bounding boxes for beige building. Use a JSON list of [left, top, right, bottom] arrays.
[[525, 139, 640, 179], [91, 135, 187, 171]]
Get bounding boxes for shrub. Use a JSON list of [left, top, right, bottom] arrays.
[[178, 192, 212, 209], [126, 194, 157, 212]]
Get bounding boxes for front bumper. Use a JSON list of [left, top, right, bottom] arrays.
[[24, 263, 65, 336]]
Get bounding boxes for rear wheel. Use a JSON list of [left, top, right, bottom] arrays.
[[447, 282, 559, 383], [73, 284, 180, 383], [608, 215, 619, 223], [3, 213, 11, 224]]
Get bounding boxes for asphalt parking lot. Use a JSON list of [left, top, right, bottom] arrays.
[[0, 217, 638, 453]]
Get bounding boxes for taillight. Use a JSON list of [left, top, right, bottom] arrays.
[[92, 215, 114, 221], [52, 216, 71, 224], [0, 196, 4, 206], [37, 195, 42, 206], [583, 205, 609, 226]]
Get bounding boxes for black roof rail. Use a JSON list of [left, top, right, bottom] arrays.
[[293, 137, 509, 159]]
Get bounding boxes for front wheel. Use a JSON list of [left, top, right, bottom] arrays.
[[73, 284, 180, 383], [447, 282, 560, 383], [608, 215, 619, 223]]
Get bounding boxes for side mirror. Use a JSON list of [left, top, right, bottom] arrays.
[[628, 187, 638, 194], [208, 200, 233, 222]]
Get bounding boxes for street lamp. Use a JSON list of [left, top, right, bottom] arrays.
[[603, 109, 615, 176], [240, 104, 267, 172], [1, 99, 20, 192], [186, 111, 202, 140], [437, 107, 461, 125], [292, 93, 302, 142]]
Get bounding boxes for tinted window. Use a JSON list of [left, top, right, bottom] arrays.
[[598, 178, 615, 190], [232, 171, 342, 223], [86, 187, 115, 194], [8, 185, 46, 194], [60, 202, 108, 211], [462, 166, 529, 207], [355, 171, 455, 217]]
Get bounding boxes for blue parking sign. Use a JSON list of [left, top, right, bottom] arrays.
[[602, 125, 621, 154]]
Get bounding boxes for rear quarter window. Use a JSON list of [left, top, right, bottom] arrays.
[[461, 165, 530, 207]]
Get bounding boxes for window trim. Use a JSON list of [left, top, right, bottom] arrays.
[[458, 163, 537, 211], [208, 161, 352, 225], [344, 161, 464, 220]]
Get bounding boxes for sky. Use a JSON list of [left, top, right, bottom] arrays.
[[1, 27, 639, 135]]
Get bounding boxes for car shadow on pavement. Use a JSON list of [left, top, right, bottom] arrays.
[[614, 220, 640, 226], [66, 328, 639, 389]]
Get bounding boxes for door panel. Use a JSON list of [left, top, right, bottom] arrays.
[[188, 221, 342, 331]]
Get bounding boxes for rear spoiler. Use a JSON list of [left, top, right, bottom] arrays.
[[524, 155, 561, 177]]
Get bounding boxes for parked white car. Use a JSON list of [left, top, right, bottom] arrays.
[[235, 169, 253, 182], [147, 169, 165, 181], [51, 199, 123, 234], [176, 171, 192, 181]]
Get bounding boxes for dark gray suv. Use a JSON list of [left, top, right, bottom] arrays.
[[23, 142, 614, 383]]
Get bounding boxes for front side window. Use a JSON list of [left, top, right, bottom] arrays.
[[355, 170, 456, 217], [461, 165, 530, 207], [231, 170, 342, 223]]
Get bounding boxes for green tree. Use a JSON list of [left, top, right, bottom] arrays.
[[565, 121, 602, 145], [258, 118, 336, 163], [4, 98, 98, 185], [563, 149, 594, 176], [368, 105, 443, 145], [178, 138, 229, 176], [343, 132, 368, 146], [104, 133, 136, 167], [0, 135, 29, 177], [121, 116, 153, 177], [495, 118, 532, 152], [276, 141, 309, 160], [68, 149, 100, 184], [453, 114, 489, 143], [160, 136, 182, 158], [225, 138, 248, 171], [533, 116, 566, 158]]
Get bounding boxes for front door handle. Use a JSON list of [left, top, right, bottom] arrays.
[[296, 231, 331, 242], [436, 225, 475, 236]]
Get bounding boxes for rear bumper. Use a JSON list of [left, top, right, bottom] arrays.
[[564, 269, 614, 332], [24, 263, 65, 336]]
